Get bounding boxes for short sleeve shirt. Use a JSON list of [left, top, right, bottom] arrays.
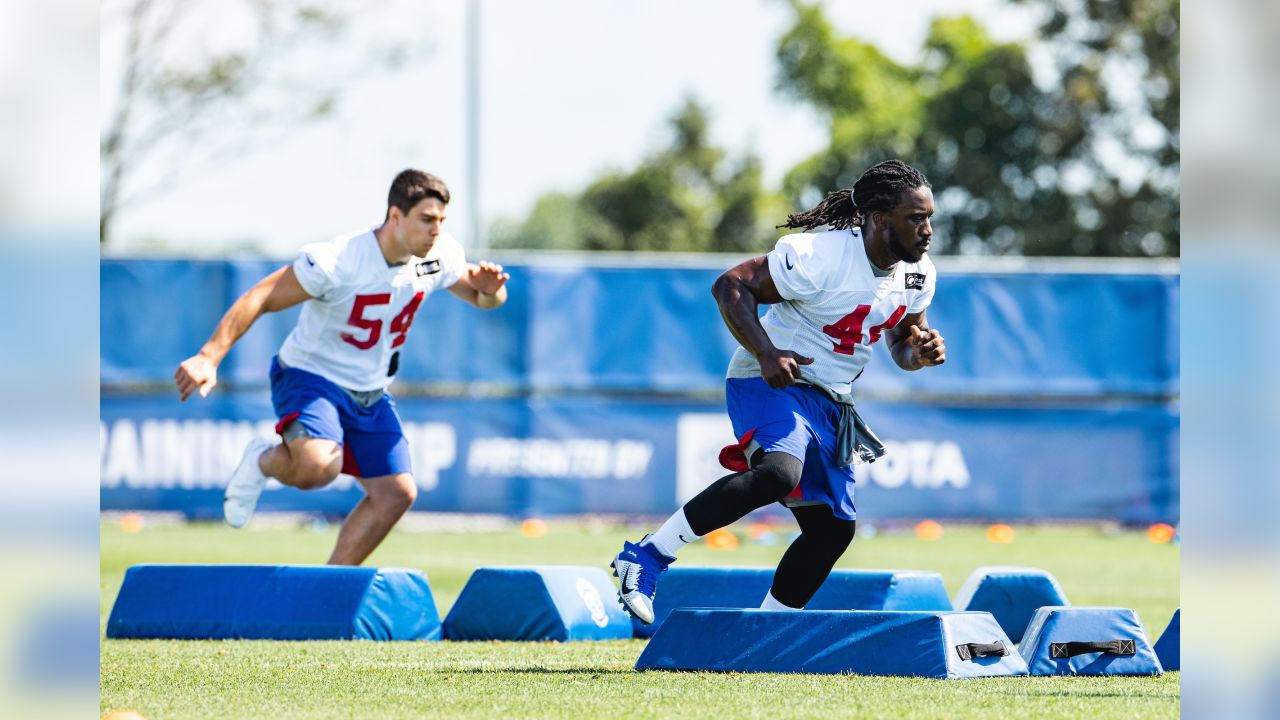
[[726, 228, 936, 394], [278, 228, 467, 391]]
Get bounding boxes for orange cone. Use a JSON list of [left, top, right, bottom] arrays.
[[705, 527, 740, 550], [914, 520, 944, 541], [1147, 523, 1175, 544], [986, 524, 1015, 544]]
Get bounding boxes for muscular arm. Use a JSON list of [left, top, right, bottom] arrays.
[[174, 265, 312, 400], [712, 256, 813, 388], [885, 310, 947, 371], [448, 261, 509, 310], [712, 256, 782, 356]]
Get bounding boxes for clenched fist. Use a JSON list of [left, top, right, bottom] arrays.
[[908, 325, 946, 367]]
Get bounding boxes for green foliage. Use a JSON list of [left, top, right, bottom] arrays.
[[500, 1, 1177, 257], [492, 99, 789, 253], [777, 0, 1178, 256], [1013, 0, 1180, 255]]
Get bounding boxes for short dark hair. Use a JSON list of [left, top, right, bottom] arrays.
[[386, 169, 450, 219], [780, 159, 930, 231]]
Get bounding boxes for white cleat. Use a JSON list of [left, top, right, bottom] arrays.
[[612, 557, 655, 624], [223, 436, 275, 528], [611, 538, 673, 625]]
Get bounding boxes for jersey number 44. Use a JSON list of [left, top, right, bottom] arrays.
[[822, 304, 906, 355]]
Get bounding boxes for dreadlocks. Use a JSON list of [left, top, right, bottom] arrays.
[[780, 159, 930, 231]]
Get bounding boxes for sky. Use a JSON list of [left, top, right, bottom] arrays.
[[101, 0, 1041, 257]]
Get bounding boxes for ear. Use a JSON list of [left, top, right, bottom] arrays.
[[386, 206, 403, 226]]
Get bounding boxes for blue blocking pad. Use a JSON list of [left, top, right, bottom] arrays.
[[635, 567, 953, 638], [1153, 608, 1180, 671], [443, 566, 632, 641], [107, 565, 442, 641], [637, 609, 1027, 678], [953, 566, 1069, 643], [1019, 606, 1162, 675]]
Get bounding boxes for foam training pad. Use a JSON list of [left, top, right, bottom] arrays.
[[443, 566, 632, 641], [953, 566, 1069, 643], [1153, 608, 1180, 671], [635, 567, 953, 638], [106, 564, 442, 640], [637, 609, 1028, 679], [1019, 606, 1162, 675]]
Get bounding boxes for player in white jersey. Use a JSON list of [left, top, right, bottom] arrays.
[[613, 160, 947, 623], [174, 170, 509, 565]]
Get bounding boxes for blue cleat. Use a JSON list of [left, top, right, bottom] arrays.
[[610, 536, 674, 624]]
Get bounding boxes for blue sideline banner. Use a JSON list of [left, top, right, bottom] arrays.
[[100, 394, 1177, 523], [101, 259, 1178, 398]]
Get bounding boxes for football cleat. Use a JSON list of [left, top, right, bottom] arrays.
[[610, 536, 674, 624], [223, 436, 275, 528]]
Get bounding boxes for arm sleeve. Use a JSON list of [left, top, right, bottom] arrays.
[[765, 233, 825, 302], [292, 241, 341, 299], [438, 235, 468, 289], [908, 270, 936, 314]]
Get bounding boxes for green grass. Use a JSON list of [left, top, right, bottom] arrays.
[[101, 518, 1179, 719]]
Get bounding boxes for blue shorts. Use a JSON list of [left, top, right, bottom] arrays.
[[725, 377, 857, 520], [269, 356, 411, 478]]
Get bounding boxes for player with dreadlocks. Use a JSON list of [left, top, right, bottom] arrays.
[[612, 159, 947, 622]]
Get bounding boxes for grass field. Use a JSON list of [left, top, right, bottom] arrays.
[[101, 517, 1179, 719]]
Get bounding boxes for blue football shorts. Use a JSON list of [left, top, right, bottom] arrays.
[[724, 376, 857, 520], [269, 356, 411, 478]]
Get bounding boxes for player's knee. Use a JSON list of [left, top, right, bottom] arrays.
[[292, 457, 341, 490], [749, 452, 803, 501], [809, 520, 856, 559], [371, 474, 417, 513]]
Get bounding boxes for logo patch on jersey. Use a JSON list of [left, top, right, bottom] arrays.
[[416, 259, 441, 276], [905, 272, 927, 290], [304, 253, 316, 266], [784, 254, 795, 270]]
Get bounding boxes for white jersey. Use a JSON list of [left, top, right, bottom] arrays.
[[278, 228, 467, 391], [726, 228, 936, 394]]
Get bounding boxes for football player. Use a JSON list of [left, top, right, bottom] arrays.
[[612, 160, 947, 622], [175, 170, 509, 565]]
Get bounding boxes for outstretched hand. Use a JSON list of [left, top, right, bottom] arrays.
[[759, 348, 815, 389], [468, 261, 510, 296], [175, 354, 218, 402], [908, 324, 946, 367]]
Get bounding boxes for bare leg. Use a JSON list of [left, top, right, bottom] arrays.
[[259, 436, 342, 489], [327, 472, 417, 566]]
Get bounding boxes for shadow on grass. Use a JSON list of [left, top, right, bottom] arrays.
[[442, 667, 633, 676]]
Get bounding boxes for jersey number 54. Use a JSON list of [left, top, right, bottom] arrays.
[[341, 292, 425, 350]]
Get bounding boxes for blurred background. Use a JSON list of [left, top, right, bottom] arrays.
[[100, 0, 1179, 259], [99, 0, 1180, 527], [31, 0, 1280, 716]]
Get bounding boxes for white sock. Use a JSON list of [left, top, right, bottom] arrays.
[[642, 507, 700, 559], [759, 590, 801, 611]]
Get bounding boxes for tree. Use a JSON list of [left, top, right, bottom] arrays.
[[1013, 0, 1179, 255], [775, 0, 1178, 256], [491, 99, 788, 253], [100, 0, 412, 245]]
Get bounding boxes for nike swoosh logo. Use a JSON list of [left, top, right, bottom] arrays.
[[678, 534, 691, 543], [620, 569, 635, 593], [304, 254, 316, 266], [785, 256, 795, 270]]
